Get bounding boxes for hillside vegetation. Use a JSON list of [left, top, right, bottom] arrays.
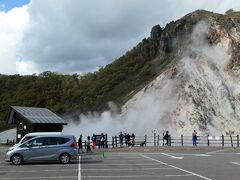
[[0, 25, 165, 131]]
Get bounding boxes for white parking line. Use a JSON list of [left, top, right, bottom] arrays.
[[0, 163, 160, 168], [104, 156, 144, 159], [78, 156, 81, 180], [167, 153, 211, 157], [81, 174, 193, 178], [0, 169, 78, 173], [0, 167, 174, 173], [141, 155, 212, 180], [161, 153, 184, 159], [95, 159, 150, 162], [0, 177, 77, 180], [82, 167, 174, 170], [81, 163, 161, 166], [232, 162, 240, 166], [206, 149, 227, 154]]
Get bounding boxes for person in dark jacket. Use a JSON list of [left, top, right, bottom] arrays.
[[127, 134, 131, 147], [124, 133, 128, 147], [100, 133, 105, 148], [119, 131, 124, 148], [164, 131, 170, 146], [131, 133, 135, 147], [78, 134, 83, 153]]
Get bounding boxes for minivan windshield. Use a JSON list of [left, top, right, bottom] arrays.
[[21, 136, 35, 144]]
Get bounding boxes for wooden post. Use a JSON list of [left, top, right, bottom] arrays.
[[207, 135, 210, 146], [112, 136, 114, 148], [181, 134, 183, 146], [115, 136, 117, 147], [222, 135, 224, 147], [105, 134, 108, 148], [162, 133, 164, 146], [237, 135, 239, 147], [169, 136, 171, 146], [154, 132, 156, 147], [230, 135, 233, 147], [144, 135, 147, 147]]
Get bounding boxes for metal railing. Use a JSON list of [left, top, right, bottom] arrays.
[[0, 139, 15, 146], [2, 135, 239, 148], [108, 134, 240, 148]]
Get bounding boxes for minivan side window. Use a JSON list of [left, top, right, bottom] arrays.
[[47, 137, 59, 145], [45, 137, 70, 145], [29, 137, 47, 147]]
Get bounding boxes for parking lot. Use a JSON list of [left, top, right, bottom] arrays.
[[1, 146, 240, 179]]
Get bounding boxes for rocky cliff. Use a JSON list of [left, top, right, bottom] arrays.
[[119, 10, 240, 136]]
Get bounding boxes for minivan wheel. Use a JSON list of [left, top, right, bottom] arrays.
[[11, 154, 23, 165], [59, 153, 70, 164]]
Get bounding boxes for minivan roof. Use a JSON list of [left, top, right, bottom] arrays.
[[24, 132, 63, 136]]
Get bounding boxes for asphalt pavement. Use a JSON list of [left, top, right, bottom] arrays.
[[1, 146, 240, 180]]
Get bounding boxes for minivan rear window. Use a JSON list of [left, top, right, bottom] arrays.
[[58, 137, 70, 144]]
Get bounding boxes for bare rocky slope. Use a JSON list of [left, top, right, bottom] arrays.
[[119, 10, 240, 136]]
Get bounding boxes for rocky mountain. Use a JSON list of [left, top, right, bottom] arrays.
[[119, 10, 240, 136], [1, 10, 240, 137]]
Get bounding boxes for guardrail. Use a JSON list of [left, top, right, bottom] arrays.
[[107, 134, 240, 148], [2, 135, 239, 148], [0, 139, 15, 146]]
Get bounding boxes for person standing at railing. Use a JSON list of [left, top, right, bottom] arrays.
[[91, 134, 96, 149], [124, 133, 128, 147], [87, 136, 91, 152], [100, 133, 105, 148], [119, 131, 124, 148], [192, 130, 197, 146], [131, 133, 135, 147], [78, 134, 83, 153], [164, 131, 170, 146]]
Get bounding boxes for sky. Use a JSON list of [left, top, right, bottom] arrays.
[[0, 0, 240, 75]]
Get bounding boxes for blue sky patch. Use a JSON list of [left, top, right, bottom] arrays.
[[0, 0, 30, 12]]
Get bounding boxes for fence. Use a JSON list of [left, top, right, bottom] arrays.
[[0, 139, 15, 146], [1, 135, 240, 148], [108, 134, 240, 148]]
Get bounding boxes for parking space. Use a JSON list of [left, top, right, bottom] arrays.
[[80, 154, 194, 179], [1, 146, 240, 179]]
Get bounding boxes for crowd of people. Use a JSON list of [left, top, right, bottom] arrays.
[[78, 133, 106, 153], [77, 129, 199, 153], [118, 131, 135, 147]]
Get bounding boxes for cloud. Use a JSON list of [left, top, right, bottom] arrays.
[[1, 0, 240, 75], [0, 6, 29, 75]]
